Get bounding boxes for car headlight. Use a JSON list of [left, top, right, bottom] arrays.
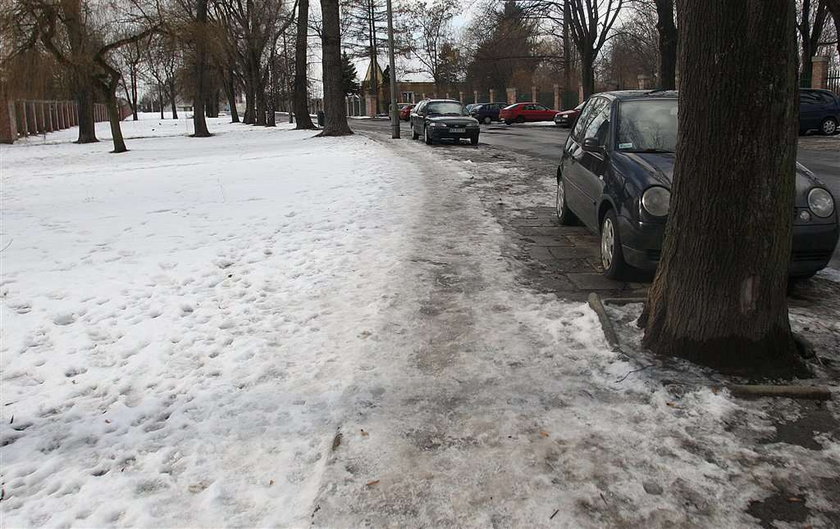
[[641, 186, 671, 217], [808, 187, 835, 218], [429, 122, 447, 127]]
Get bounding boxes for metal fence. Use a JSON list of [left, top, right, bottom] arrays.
[[828, 66, 839, 95]]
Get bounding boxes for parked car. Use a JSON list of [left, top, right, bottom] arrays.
[[470, 102, 507, 124], [399, 104, 415, 121], [499, 102, 560, 124], [799, 89, 839, 135], [556, 90, 839, 279], [554, 102, 585, 128], [410, 99, 480, 145]]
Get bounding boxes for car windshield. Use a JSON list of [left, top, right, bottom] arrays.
[[616, 99, 678, 153], [426, 102, 466, 116]]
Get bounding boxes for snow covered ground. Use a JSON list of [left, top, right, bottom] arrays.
[[2, 115, 839, 528]]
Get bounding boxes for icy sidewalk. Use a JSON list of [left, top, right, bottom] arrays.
[[1, 118, 839, 528]]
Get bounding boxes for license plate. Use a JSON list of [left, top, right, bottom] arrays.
[[449, 128, 465, 133]]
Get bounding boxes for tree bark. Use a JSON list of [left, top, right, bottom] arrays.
[[159, 86, 165, 119], [640, 0, 804, 377], [105, 90, 128, 153], [830, 0, 840, 58], [169, 79, 178, 119], [318, 0, 352, 136], [654, 0, 678, 90], [580, 50, 595, 98], [225, 70, 240, 123], [293, 0, 316, 129], [562, 0, 572, 105], [75, 82, 97, 143], [192, 0, 211, 137]]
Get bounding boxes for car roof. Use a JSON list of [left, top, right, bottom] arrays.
[[424, 99, 461, 103], [596, 90, 678, 101]]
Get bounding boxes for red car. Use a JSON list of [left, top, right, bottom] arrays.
[[553, 102, 585, 128], [499, 102, 559, 124], [399, 104, 415, 121]]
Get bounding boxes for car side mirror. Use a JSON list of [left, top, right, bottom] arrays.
[[582, 137, 602, 152]]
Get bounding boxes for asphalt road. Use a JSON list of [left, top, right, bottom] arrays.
[[351, 117, 840, 269]]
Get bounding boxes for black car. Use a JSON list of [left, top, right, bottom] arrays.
[[799, 88, 839, 135], [556, 90, 839, 279], [470, 102, 506, 124], [410, 99, 480, 145]]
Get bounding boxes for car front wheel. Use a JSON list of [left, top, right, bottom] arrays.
[[600, 209, 628, 279], [483, 116, 492, 125], [424, 126, 434, 145], [821, 117, 838, 135], [555, 176, 577, 225], [412, 125, 419, 140]]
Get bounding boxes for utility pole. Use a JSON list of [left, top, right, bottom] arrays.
[[386, 0, 399, 138]]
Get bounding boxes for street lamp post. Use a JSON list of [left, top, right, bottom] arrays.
[[385, 0, 399, 138]]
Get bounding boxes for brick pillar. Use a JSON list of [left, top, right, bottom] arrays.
[[445, 92, 450, 99], [637, 74, 652, 90], [0, 99, 17, 144], [531, 85, 538, 103], [489, 89, 496, 102], [365, 94, 376, 117], [16, 101, 28, 137], [506, 87, 517, 104], [473, 90, 478, 103], [37, 102, 46, 133], [458, 91, 464, 103], [811, 56, 829, 90], [57, 102, 65, 129], [554, 84, 561, 110]]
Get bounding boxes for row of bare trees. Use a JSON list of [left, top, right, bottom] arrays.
[[1, 0, 356, 152]]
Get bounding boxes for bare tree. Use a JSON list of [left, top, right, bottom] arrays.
[[798, 0, 829, 86], [292, 0, 316, 128], [19, 0, 157, 151], [404, 0, 458, 93], [639, 0, 804, 376], [117, 36, 147, 120], [318, 0, 352, 135], [652, 0, 676, 89], [567, 0, 623, 97]]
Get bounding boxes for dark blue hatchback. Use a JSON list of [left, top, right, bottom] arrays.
[[469, 102, 506, 124], [800, 89, 839, 135], [555, 91, 839, 279]]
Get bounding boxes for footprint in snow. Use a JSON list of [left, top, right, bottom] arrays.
[[53, 313, 76, 326]]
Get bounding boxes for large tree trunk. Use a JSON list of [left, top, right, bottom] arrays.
[[580, 50, 595, 98], [256, 88, 267, 126], [192, 0, 211, 137], [75, 81, 97, 143], [159, 87, 165, 119], [293, 0, 316, 129], [318, 0, 352, 136], [169, 79, 178, 119], [654, 0, 678, 90], [225, 71, 240, 123], [105, 89, 128, 153], [562, 0, 572, 106], [244, 80, 255, 124], [640, 0, 803, 377], [130, 69, 139, 120]]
